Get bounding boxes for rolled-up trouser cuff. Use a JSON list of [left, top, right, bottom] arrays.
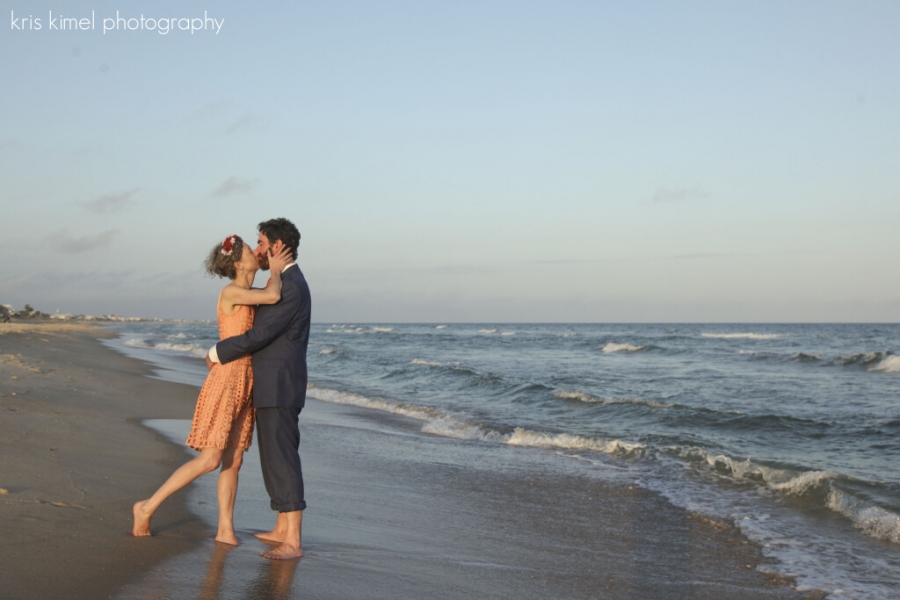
[[273, 501, 307, 512]]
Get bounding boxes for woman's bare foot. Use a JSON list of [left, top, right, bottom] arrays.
[[132, 501, 152, 537], [215, 531, 239, 546], [260, 543, 303, 560]]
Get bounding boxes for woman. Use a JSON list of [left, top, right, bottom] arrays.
[[133, 234, 291, 545]]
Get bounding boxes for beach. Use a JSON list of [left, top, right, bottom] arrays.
[[0, 322, 812, 599], [0, 323, 205, 599]]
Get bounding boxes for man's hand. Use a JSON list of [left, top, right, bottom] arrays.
[[268, 246, 292, 272], [206, 355, 215, 371]]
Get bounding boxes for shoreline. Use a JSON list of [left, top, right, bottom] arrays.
[[0, 322, 815, 599], [0, 323, 208, 600]]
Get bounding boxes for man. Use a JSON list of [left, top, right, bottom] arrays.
[[207, 217, 311, 560]]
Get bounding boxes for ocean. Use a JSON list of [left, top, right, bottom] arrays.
[[103, 321, 900, 598]]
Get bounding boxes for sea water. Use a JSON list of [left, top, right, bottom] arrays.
[[103, 322, 900, 598]]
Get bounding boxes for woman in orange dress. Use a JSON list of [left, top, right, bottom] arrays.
[[133, 234, 291, 545]]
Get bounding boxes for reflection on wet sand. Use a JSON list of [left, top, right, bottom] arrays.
[[242, 553, 300, 600], [198, 543, 234, 600], [195, 541, 299, 600]]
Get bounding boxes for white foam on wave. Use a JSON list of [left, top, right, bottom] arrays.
[[827, 489, 900, 544], [326, 326, 366, 334], [553, 389, 604, 403], [602, 342, 644, 353], [767, 470, 837, 495], [553, 389, 673, 409], [507, 428, 644, 455], [435, 325, 447, 329], [373, 327, 394, 333], [318, 348, 342, 355], [124, 338, 208, 358], [501, 331, 516, 336], [834, 351, 883, 366], [306, 384, 643, 457], [701, 332, 784, 340], [410, 358, 461, 367], [307, 384, 445, 422], [674, 446, 837, 495], [478, 328, 498, 334], [124, 338, 151, 349], [870, 355, 900, 373]]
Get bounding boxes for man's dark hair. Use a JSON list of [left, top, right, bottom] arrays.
[[258, 218, 301, 260]]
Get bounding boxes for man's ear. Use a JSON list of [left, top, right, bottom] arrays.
[[270, 239, 284, 254]]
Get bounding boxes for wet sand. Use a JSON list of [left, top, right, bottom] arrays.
[[1, 324, 815, 599]]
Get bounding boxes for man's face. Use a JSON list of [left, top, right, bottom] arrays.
[[254, 233, 274, 271]]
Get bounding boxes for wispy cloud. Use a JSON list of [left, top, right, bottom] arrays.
[[224, 113, 261, 134], [212, 177, 260, 197], [670, 252, 735, 260], [188, 101, 231, 120], [47, 229, 119, 253], [0, 139, 25, 153], [529, 259, 601, 265], [84, 189, 138, 213], [652, 184, 710, 203]]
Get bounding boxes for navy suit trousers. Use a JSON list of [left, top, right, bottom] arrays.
[[255, 407, 306, 512]]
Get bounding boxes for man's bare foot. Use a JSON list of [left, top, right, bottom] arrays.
[[254, 529, 285, 543], [132, 501, 152, 537], [260, 543, 303, 560], [215, 531, 239, 546]]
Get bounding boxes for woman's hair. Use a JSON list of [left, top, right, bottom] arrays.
[[204, 234, 245, 279]]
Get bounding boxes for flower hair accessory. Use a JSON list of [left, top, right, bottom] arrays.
[[220, 235, 238, 256]]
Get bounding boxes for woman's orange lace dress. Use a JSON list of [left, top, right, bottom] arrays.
[[185, 301, 255, 450]]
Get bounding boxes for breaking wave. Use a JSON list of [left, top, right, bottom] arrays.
[[602, 342, 644, 353], [701, 332, 784, 340], [668, 445, 900, 544], [325, 325, 395, 334], [868, 355, 900, 373], [553, 389, 674, 409], [123, 338, 208, 358], [827, 490, 900, 544], [410, 358, 461, 367], [306, 384, 643, 457]]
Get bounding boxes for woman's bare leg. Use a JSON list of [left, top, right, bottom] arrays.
[[215, 447, 244, 545], [133, 448, 224, 537]]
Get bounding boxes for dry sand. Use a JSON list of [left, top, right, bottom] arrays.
[[0, 323, 204, 599]]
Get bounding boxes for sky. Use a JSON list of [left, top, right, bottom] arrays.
[[1, 0, 898, 322]]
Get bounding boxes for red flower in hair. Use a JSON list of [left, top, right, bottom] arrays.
[[220, 235, 237, 256]]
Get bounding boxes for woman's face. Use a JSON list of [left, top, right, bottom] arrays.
[[236, 243, 259, 273]]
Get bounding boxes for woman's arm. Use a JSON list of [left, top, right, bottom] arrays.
[[221, 247, 292, 309]]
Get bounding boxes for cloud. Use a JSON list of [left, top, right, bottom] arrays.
[[224, 113, 261, 134], [47, 229, 119, 253], [670, 252, 735, 260], [0, 139, 25, 153], [84, 189, 138, 213], [212, 177, 260, 197], [188, 101, 231, 120], [652, 185, 710, 203]]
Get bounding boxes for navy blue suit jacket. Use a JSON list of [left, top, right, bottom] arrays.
[[216, 264, 311, 409]]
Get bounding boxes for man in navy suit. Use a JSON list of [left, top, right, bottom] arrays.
[[207, 218, 311, 560]]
